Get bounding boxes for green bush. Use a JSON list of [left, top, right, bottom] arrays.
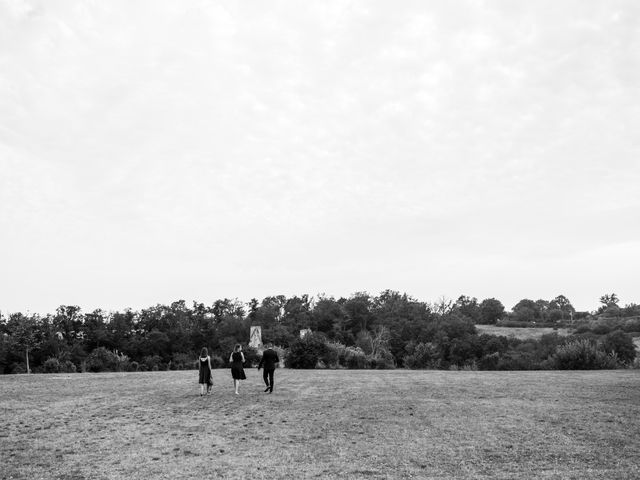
[[210, 355, 225, 369], [551, 339, 618, 370], [85, 347, 119, 372], [241, 346, 261, 367], [573, 325, 591, 334], [601, 330, 637, 364], [142, 355, 164, 371], [622, 318, 640, 333], [478, 352, 500, 370], [11, 363, 28, 374], [403, 342, 438, 369], [43, 358, 75, 373], [321, 343, 341, 368], [326, 342, 367, 368], [368, 349, 395, 369], [60, 360, 76, 373], [592, 323, 612, 335], [43, 358, 61, 373], [170, 353, 195, 370], [285, 333, 329, 369]]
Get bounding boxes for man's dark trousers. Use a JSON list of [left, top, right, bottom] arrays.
[[263, 368, 275, 392], [258, 348, 279, 392]]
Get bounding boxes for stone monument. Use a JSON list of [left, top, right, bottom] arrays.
[[249, 326, 263, 350], [299, 328, 312, 339]]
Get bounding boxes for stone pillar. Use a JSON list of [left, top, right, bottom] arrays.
[[249, 326, 263, 350], [299, 328, 312, 339]]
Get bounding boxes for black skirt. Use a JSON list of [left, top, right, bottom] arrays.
[[231, 363, 246, 380]]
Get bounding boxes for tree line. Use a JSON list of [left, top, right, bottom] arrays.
[[1, 291, 638, 374]]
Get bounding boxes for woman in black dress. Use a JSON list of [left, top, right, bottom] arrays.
[[229, 344, 246, 395], [198, 347, 213, 396]]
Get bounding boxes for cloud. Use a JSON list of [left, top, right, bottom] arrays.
[[0, 0, 638, 313]]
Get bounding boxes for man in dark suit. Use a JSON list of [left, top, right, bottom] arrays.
[[257, 344, 280, 393]]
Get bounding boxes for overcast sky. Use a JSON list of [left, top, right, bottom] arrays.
[[1, 0, 638, 315]]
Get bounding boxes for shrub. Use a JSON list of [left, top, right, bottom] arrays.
[[210, 355, 225, 369], [285, 333, 330, 369], [478, 352, 500, 370], [170, 353, 195, 370], [326, 342, 369, 369], [85, 347, 120, 372], [551, 339, 618, 369], [321, 343, 341, 368], [242, 346, 261, 367], [60, 360, 76, 373], [142, 355, 164, 371], [622, 318, 640, 333], [449, 335, 482, 366], [346, 349, 367, 368], [495, 353, 541, 370], [43, 357, 61, 373], [601, 330, 637, 364], [592, 323, 612, 335], [368, 349, 395, 369], [479, 335, 509, 356], [10, 363, 28, 374], [403, 342, 439, 369]]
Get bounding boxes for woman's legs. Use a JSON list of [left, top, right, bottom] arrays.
[[234, 379, 239, 394], [200, 383, 205, 396]]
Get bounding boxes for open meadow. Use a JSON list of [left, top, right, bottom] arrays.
[[474, 325, 572, 339], [1, 369, 639, 480]]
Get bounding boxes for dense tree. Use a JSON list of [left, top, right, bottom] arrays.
[[598, 293, 621, 316], [312, 296, 345, 337], [601, 330, 636, 364], [478, 298, 504, 324], [549, 295, 575, 321], [342, 292, 374, 334], [1, 291, 637, 374], [6, 313, 40, 373], [512, 299, 539, 322], [453, 295, 480, 323]]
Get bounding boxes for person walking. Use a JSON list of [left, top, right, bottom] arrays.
[[258, 343, 279, 393], [229, 344, 246, 395], [198, 347, 213, 396]]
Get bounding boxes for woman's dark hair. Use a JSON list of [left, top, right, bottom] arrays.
[[200, 347, 208, 357], [234, 344, 241, 352]]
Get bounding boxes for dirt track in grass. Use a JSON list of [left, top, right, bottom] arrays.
[[1, 369, 639, 479]]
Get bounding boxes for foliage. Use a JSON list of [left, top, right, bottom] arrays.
[[241, 346, 261, 367], [142, 355, 164, 371], [326, 342, 368, 369], [85, 347, 120, 372], [600, 330, 637, 364], [209, 355, 225, 369], [170, 353, 196, 370], [550, 339, 619, 370], [477, 298, 505, 324], [286, 333, 330, 369], [403, 342, 439, 369], [1, 291, 638, 373]]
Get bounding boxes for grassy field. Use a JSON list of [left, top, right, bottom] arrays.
[[1, 369, 639, 480], [475, 325, 572, 339]]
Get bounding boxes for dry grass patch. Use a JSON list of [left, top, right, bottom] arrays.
[[1, 369, 639, 479], [475, 324, 571, 339]]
